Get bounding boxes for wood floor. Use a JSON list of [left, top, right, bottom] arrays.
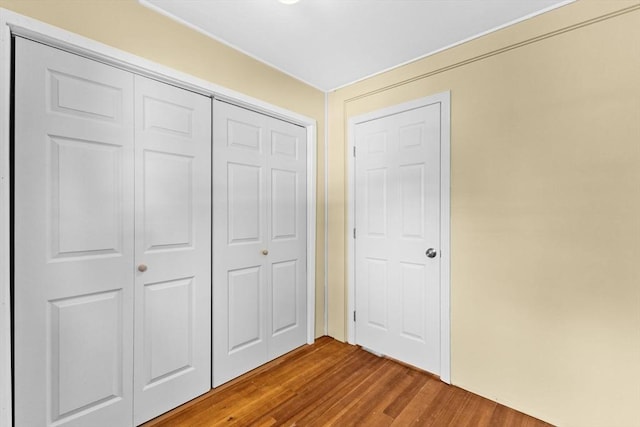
[[144, 337, 552, 427]]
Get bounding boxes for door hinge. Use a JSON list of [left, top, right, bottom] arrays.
[[353, 311, 356, 322], [353, 146, 356, 157], [353, 228, 356, 239]]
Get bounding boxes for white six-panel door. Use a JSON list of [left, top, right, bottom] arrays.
[[14, 38, 212, 426], [14, 37, 136, 427], [354, 104, 442, 374], [212, 101, 307, 387], [133, 76, 211, 425]]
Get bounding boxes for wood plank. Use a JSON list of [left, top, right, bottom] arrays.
[[447, 390, 497, 427], [312, 360, 404, 425], [383, 369, 430, 419], [356, 366, 417, 426], [259, 349, 383, 425], [143, 337, 554, 427], [414, 383, 469, 426], [388, 378, 444, 426], [491, 401, 555, 427]]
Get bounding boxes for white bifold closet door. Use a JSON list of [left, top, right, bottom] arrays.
[[13, 37, 211, 427], [132, 70, 211, 425], [212, 100, 307, 387]]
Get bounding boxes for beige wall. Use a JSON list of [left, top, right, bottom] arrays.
[[0, 0, 327, 337], [328, 1, 640, 426]]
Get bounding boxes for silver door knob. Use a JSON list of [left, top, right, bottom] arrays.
[[425, 248, 437, 258], [262, 249, 269, 255], [138, 264, 148, 272]]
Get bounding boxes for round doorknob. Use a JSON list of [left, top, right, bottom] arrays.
[[425, 248, 437, 258], [138, 264, 148, 272], [262, 249, 269, 255]]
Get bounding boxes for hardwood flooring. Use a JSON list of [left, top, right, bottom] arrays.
[[143, 337, 553, 427]]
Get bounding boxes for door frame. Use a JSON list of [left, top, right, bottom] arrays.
[[0, 9, 317, 426], [346, 93, 451, 383]]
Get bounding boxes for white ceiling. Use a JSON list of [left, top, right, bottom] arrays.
[[141, 0, 572, 92]]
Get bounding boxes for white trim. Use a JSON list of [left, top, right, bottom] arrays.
[[0, 9, 318, 425], [323, 92, 329, 336], [137, 0, 326, 93], [330, 0, 575, 91], [306, 123, 317, 344], [0, 9, 13, 427], [346, 92, 451, 383], [439, 94, 452, 384], [347, 118, 357, 345]]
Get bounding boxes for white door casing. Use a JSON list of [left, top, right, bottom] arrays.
[[348, 93, 451, 382], [212, 100, 307, 387], [133, 76, 212, 425], [13, 37, 136, 427]]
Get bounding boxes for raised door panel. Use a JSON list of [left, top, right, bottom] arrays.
[[49, 70, 124, 123], [143, 151, 194, 251], [399, 164, 425, 240], [365, 258, 388, 331], [134, 76, 211, 425], [271, 169, 298, 241], [228, 163, 262, 244], [51, 136, 124, 259], [399, 262, 426, 341], [51, 291, 124, 422], [228, 118, 262, 152], [228, 267, 263, 352], [271, 260, 298, 335], [271, 130, 298, 159], [399, 123, 424, 151], [366, 168, 387, 237], [142, 96, 194, 137], [142, 278, 195, 388], [14, 37, 135, 427]]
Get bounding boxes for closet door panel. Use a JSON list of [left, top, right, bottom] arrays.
[[212, 100, 307, 387], [13, 37, 135, 427], [213, 102, 269, 387], [266, 118, 307, 358], [133, 76, 212, 425]]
